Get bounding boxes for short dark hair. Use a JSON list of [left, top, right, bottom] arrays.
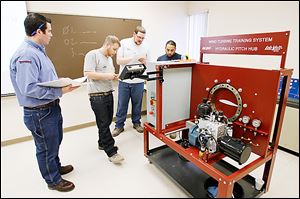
[[24, 13, 51, 36], [134, 26, 146, 34], [166, 40, 176, 48]]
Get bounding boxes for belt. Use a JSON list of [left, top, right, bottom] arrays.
[[25, 99, 60, 110], [89, 91, 113, 97]]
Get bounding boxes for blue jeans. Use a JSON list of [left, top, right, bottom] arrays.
[[115, 81, 144, 128], [23, 105, 63, 186], [89, 94, 117, 157]]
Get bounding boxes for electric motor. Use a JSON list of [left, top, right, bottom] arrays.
[[218, 136, 251, 165]]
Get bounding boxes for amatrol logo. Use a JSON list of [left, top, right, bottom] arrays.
[[264, 45, 282, 52], [202, 46, 211, 50]]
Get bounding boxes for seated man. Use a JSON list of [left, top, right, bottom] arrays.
[[157, 40, 182, 61]]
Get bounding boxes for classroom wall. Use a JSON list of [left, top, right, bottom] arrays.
[[26, 1, 189, 62], [1, 1, 189, 142]]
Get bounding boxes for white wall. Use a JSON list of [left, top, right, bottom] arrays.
[[1, 1, 189, 142], [26, 1, 189, 61], [275, 106, 299, 153], [1, 1, 27, 95], [188, 1, 299, 78]]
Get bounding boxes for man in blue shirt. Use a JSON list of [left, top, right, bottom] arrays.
[[157, 40, 182, 61], [10, 13, 78, 192]]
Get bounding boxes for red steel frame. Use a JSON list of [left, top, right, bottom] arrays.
[[143, 31, 293, 197]]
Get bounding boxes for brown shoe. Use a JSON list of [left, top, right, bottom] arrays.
[[59, 165, 74, 175], [48, 179, 75, 192]]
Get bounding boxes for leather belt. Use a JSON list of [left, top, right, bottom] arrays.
[[25, 99, 60, 110], [89, 91, 113, 97]]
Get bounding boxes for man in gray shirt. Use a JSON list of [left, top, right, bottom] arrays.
[[84, 35, 124, 164]]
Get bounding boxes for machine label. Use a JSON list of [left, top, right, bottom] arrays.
[[200, 31, 289, 55]]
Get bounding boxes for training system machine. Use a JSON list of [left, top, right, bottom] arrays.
[[143, 31, 292, 198]]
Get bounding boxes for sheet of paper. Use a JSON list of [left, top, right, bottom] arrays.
[[133, 54, 146, 61], [71, 76, 88, 87], [37, 76, 87, 88]]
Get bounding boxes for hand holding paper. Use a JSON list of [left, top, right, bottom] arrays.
[[62, 84, 80, 94], [138, 57, 146, 65], [133, 54, 147, 63]]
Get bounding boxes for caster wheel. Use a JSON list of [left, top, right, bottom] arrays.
[[169, 133, 177, 139]]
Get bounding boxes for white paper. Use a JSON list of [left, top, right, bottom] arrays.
[[37, 76, 87, 88], [71, 76, 88, 86], [133, 53, 146, 61]]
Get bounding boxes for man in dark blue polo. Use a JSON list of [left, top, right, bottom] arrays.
[[157, 40, 182, 61]]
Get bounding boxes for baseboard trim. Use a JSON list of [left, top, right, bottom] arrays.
[[278, 145, 299, 157], [1, 135, 33, 147], [1, 111, 147, 147]]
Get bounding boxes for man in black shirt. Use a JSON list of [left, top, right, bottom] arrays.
[[157, 40, 182, 61]]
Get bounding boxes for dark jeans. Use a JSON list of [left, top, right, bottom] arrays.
[[23, 105, 63, 186], [115, 81, 144, 128], [90, 94, 117, 157]]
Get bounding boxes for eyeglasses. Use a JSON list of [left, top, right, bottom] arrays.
[[31, 23, 45, 36]]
